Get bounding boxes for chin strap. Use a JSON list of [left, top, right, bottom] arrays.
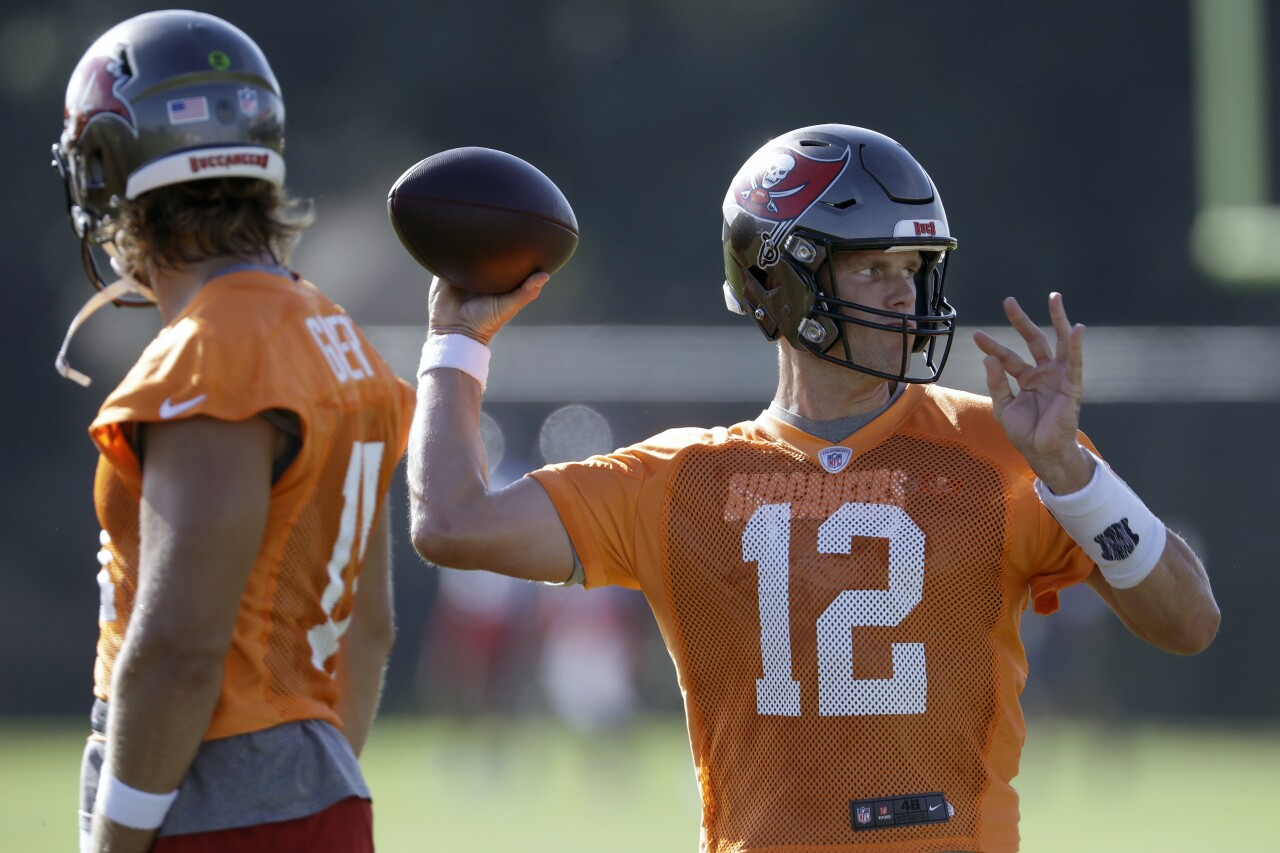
[[55, 276, 156, 387]]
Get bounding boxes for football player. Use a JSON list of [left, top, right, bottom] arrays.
[[53, 11, 415, 853], [407, 124, 1219, 851]]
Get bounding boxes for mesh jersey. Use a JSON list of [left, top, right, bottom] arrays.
[[89, 270, 415, 741], [529, 384, 1096, 853]]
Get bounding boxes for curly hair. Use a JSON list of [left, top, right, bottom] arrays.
[[107, 178, 314, 280]]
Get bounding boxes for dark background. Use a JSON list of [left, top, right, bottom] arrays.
[[1, 1, 1276, 723]]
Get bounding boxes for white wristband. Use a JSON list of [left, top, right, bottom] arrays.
[[1034, 448, 1166, 589], [418, 334, 490, 390], [94, 770, 178, 830]]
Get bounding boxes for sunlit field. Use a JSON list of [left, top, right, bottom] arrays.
[[3, 716, 1276, 852]]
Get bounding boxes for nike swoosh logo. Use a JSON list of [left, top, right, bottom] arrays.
[[159, 394, 207, 419], [929, 804, 943, 812]]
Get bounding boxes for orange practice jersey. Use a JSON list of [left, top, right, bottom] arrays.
[[89, 270, 415, 741], [529, 384, 1097, 853]]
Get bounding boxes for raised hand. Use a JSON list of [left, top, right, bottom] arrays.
[[972, 292, 1094, 494], [427, 272, 549, 345]]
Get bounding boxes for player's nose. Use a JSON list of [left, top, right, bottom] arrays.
[[886, 270, 916, 311]]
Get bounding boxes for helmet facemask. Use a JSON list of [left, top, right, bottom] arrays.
[[796, 236, 956, 383], [51, 139, 152, 307]]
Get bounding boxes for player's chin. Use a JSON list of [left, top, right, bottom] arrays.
[[866, 340, 919, 376]]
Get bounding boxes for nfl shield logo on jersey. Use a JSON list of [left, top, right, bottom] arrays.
[[855, 806, 872, 826], [818, 446, 853, 474]]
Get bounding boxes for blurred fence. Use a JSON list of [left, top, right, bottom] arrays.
[[367, 324, 1280, 403]]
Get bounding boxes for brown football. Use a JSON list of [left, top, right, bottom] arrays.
[[387, 147, 579, 294]]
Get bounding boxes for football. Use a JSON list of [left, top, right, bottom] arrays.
[[387, 147, 579, 294]]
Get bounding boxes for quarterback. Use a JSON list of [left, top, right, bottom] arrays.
[[53, 11, 414, 852], [408, 124, 1219, 851]]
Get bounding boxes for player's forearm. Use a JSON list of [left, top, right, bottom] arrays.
[[94, 636, 225, 849], [93, 818, 158, 853], [106, 638, 223, 788], [1096, 531, 1220, 654], [338, 510, 394, 757], [335, 632, 391, 757], [408, 367, 491, 567]]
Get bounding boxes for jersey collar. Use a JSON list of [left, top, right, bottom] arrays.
[[751, 383, 927, 464]]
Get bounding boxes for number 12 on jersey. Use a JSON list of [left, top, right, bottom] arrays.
[[743, 501, 927, 717]]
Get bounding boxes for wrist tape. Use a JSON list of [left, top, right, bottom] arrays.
[[95, 770, 178, 830], [1034, 449, 1166, 589], [418, 334, 490, 390]]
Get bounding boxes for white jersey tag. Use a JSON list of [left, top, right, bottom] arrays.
[[818, 446, 853, 474]]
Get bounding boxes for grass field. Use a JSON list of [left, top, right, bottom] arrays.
[[3, 715, 1277, 852]]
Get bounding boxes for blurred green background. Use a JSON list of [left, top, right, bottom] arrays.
[[2, 0, 1278, 850], [4, 718, 1279, 850]]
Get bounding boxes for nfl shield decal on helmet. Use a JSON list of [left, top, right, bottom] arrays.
[[238, 86, 260, 117], [818, 446, 853, 474]]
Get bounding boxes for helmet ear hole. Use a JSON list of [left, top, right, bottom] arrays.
[[746, 265, 779, 292], [86, 154, 106, 188]]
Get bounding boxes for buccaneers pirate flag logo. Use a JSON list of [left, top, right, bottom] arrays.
[[727, 144, 850, 267], [64, 54, 134, 145]]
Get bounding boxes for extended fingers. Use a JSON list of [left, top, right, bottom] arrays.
[[1048, 292, 1072, 358], [1067, 319, 1085, 391], [1002, 296, 1054, 364], [1048, 292, 1085, 390], [973, 328, 1032, 380], [981, 353, 1015, 417]]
